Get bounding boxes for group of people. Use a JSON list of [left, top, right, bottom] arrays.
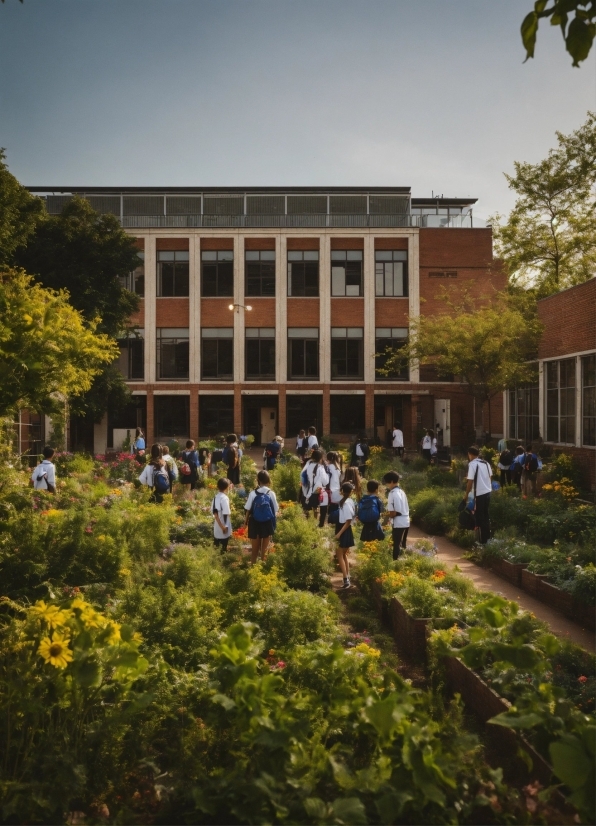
[[497, 443, 542, 497]]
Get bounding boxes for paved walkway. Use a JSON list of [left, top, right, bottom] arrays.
[[407, 525, 595, 652]]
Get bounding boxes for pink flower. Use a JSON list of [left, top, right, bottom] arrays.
[[578, 675, 588, 684]]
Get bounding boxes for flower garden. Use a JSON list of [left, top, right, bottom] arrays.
[[0, 446, 594, 824]]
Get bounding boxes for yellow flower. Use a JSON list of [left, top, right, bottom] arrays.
[[110, 489, 122, 496], [38, 631, 73, 668], [71, 597, 88, 611], [105, 622, 121, 644], [119, 567, 131, 577], [97, 534, 106, 542], [29, 600, 71, 628], [81, 607, 104, 629], [354, 642, 381, 658]]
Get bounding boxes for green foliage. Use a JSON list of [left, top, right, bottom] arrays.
[[0, 149, 45, 266], [521, 2, 596, 66], [269, 459, 302, 501], [268, 504, 333, 590]]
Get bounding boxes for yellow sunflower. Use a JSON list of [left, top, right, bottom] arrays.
[[29, 600, 71, 629], [38, 632, 73, 668], [105, 622, 121, 644]]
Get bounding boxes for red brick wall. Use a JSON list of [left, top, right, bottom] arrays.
[[538, 279, 596, 359], [156, 298, 189, 327], [244, 237, 275, 251], [330, 237, 364, 250], [287, 237, 320, 250], [375, 298, 409, 326], [201, 298, 235, 326], [200, 237, 234, 251], [287, 298, 320, 326], [331, 298, 364, 326], [156, 238, 189, 251], [375, 237, 408, 250], [245, 299, 276, 327], [129, 300, 145, 327]]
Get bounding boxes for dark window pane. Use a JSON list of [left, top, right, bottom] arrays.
[[218, 339, 233, 377], [218, 261, 234, 296], [330, 395, 365, 433], [155, 396, 189, 440], [202, 340, 218, 378], [304, 339, 318, 376], [290, 339, 305, 375], [202, 262, 218, 296], [174, 263, 189, 296], [160, 263, 175, 296], [246, 340, 260, 376], [200, 395, 234, 436], [175, 341, 189, 377], [130, 339, 144, 379]]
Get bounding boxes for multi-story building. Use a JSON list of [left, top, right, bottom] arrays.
[[28, 186, 506, 452]]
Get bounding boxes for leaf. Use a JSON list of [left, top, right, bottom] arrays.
[[72, 657, 102, 688], [550, 735, 592, 788], [375, 791, 414, 824], [521, 11, 539, 59], [331, 797, 367, 825], [489, 711, 543, 730], [491, 642, 542, 669], [211, 693, 236, 711], [565, 16, 595, 65], [120, 623, 134, 642], [364, 696, 404, 739], [303, 798, 327, 820]]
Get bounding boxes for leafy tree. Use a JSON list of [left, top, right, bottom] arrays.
[[0, 269, 118, 418], [382, 292, 543, 437], [491, 112, 596, 298], [0, 150, 45, 266], [521, 0, 596, 66]]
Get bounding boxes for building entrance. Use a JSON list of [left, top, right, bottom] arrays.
[[243, 395, 278, 447], [374, 396, 404, 446]]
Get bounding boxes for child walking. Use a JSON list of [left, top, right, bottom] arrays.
[[334, 482, 356, 589], [383, 471, 410, 560], [212, 477, 232, 552], [244, 470, 279, 564], [358, 479, 385, 542], [31, 446, 57, 493]]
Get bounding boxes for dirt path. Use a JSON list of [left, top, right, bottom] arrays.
[[407, 525, 595, 652]]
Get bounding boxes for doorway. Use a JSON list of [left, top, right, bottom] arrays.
[[434, 398, 451, 447], [261, 408, 277, 444], [374, 396, 404, 446], [243, 395, 279, 446]]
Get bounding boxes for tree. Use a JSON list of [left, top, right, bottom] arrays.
[[521, 0, 596, 66], [0, 150, 45, 266], [382, 293, 543, 438], [491, 112, 596, 298], [0, 269, 118, 418]]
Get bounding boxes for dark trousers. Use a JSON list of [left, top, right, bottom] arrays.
[[393, 447, 404, 457], [474, 493, 491, 544], [214, 537, 229, 553], [422, 449, 431, 463], [499, 469, 511, 487], [318, 505, 328, 528], [392, 527, 409, 560]]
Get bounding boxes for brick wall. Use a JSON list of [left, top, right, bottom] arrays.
[[244, 299, 276, 327], [538, 278, 596, 360], [201, 298, 235, 326], [375, 298, 409, 326], [156, 298, 189, 327], [331, 298, 364, 326], [287, 298, 320, 326], [156, 238, 189, 251], [287, 237, 320, 250]]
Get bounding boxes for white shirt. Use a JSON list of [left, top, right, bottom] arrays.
[[212, 492, 231, 539], [245, 486, 279, 516], [387, 486, 410, 528], [430, 438, 438, 455], [306, 435, 319, 450], [392, 429, 404, 448], [422, 435, 432, 449], [301, 462, 329, 498], [138, 464, 155, 487], [355, 443, 364, 457], [162, 453, 179, 480], [338, 497, 356, 524], [467, 458, 493, 497], [296, 436, 304, 449], [327, 464, 342, 503], [32, 460, 56, 491]]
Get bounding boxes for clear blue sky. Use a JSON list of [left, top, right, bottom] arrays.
[[0, 0, 593, 219]]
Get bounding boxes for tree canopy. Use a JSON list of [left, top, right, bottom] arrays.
[[0, 149, 44, 267], [491, 112, 596, 298], [522, 0, 596, 67], [0, 269, 118, 418], [382, 292, 543, 437]]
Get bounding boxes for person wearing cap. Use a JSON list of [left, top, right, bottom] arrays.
[[263, 435, 284, 471]]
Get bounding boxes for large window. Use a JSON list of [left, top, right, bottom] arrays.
[[199, 395, 234, 436], [375, 328, 408, 380], [508, 384, 540, 443], [375, 250, 408, 297], [245, 250, 275, 296], [331, 250, 363, 296], [157, 328, 189, 380], [287, 395, 322, 436], [155, 395, 189, 440], [157, 250, 189, 297], [288, 251, 319, 296], [201, 250, 233, 297], [246, 328, 276, 380], [201, 328, 233, 380], [117, 330, 144, 380], [119, 252, 145, 296], [582, 354, 595, 447], [331, 327, 363, 379], [330, 395, 365, 433], [288, 328, 319, 379], [546, 359, 576, 444]]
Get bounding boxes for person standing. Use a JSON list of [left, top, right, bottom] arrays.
[[511, 446, 525, 490], [180, 440, 200, 490], [296, 429, 307, 464], [522, 445, 540, 498], [138, 444, 169, 503], [31, 446, 57, 493], [463, 445, 493, 544], [131, 428, 146, 463], [358, 479, 385, 542], [244, 470, 279, 564], [352, 435, 370, 478], [430, 432, 438, 465], [392, 423, 404, 458], [324, 451, 342, 526], [161, 445, 179, 493], [421, 430, 433, 463], [334, 482, 356, 589], [305, 426, 319, 458], [497, 446, 513, 487], [301, 449, 329, 519], [383, 471, 410, 560], [342, 466, 363, 501], [264, 435, 283, 471], [212, 477, 232, 553], [223, 433, 240, 486]]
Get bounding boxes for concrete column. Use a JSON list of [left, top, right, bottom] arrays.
[[365, 385, 375, 438], [538, 361, 544, 441], [575, 355, 582, 446], [93, 415, 108, 456], [233, 233, 244, 384], [234, 385, 242, 435], [189, 392, 199, 442], [319, 234, 331, 383], [188, 235, 200, 383], [408, 231, 420, 383], [323, 386, 331, 436], [144, 236, 157, 384], [278, 387, 287, 438], [363, 233, 375, 384], [146, 388, 155, 446], [277, 234, 287, 383]]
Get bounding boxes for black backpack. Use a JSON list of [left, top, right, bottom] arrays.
[[524, 453, 539, 473]]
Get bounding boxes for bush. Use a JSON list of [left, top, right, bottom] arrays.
[[269, 459, 301, 501], [268, 507, 332, 590]]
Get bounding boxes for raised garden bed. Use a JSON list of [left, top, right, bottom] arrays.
[[371, 579, 390, 626], [488, 557, 528, 586], [389, 595, 432, 664], [520, 569, 595, 631]]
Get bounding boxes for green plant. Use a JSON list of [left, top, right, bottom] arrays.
[[269, 459, 302, 501]]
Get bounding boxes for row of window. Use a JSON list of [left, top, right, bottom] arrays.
[[508, 354, 595, 447], [120, 249, 409, 298], [118, 327, 409, 382]]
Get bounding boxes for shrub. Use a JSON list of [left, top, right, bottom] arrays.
[[269, 459, 301, 501], [269, 507, 332, 590]]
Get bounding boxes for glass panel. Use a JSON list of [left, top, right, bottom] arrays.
[[288, 251, 302, 261], [393, 251, 407, 260], [393, 262, 404, 296], [393, 327, 408, 338], [546, 388, 558, 417], [288, 328, 318, 338], [202, 328, 233, 338], [376, 251, 392, 261], [174, 263, 189, 296], [218, 250, 234, 261], [546, 361, 559, 389], [159, 328, 188, 337], [245, 251, 259, 261], [375, 263, 384, 296], [175, 251, 189, 261], [159, 262, 175, 296], [290, 339, 305, 376], [332, 328, 346, 338], [385, 263, 393, 296], [376, 328, 391, 338], [332, 266, 345, 295], [260, 328, 275, 337], [345, 284, 360, 296], [305, 339, 318, 376], [261, 250, 275, 261], [304, 251, 319, 261], [331, 250, 346, 261], [158, 251, 175, 261], [347, 328, 363, 338], [347, 250, 363, 261], [245, 328, 259, 338]]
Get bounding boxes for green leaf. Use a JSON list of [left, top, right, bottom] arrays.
[[550, 735, 592, 788], [566, 16, 595, 65], [364, 696, 404, 739], [211, 693, 236, 711], [72, 657, 102, 688], [303, 798, 327, 820], [120, 623, 134, 642], [492, 642, 541, 669], [489, 711, 543, 730], [331, 797, 367, 825], [375, 791, 414, 824], [521, 11, 539, 59]]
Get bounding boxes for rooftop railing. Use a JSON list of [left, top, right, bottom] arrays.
[[119, 213, 480, 229]]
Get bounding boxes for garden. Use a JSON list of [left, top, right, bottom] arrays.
[[0, 445, 594, 825]]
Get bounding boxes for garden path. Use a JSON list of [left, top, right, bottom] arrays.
[[407, 525, 595, 652]]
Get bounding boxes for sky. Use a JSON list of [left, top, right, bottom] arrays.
[[0, 0, 594, 220]]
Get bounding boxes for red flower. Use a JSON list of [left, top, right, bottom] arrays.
[[578, 675, 588, 684]]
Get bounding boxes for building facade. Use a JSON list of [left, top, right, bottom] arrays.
[[506, 278, 595, 489], [29, 187, 506, 452]]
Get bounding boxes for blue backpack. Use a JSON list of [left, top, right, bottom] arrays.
[[357, 495, 382, 524], [252, 490, 276, 523], [153, 466, 170, 494], [300, 467, 309, 487]]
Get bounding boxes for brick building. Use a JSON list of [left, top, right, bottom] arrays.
[[27, 187, 505, 453], [506, 278, 595, 488]]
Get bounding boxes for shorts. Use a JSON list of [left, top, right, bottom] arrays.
[[247, 518, 275, 539], [337, 526, 355, 549], [360, 522, 385, 542], [214, 537, 229, 552], [303, 493, 320, 511]]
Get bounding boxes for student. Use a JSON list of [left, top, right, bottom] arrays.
[[324, 451, 342, 525], [296, 429, 307, 463], [264, 435, 283, 471], [352, 435, 370, 477], [212, 477, 232, 552], [358, 479, 385, 542], [522, 444, 540, 498], [334, 482, 356, 589], [342, 466, 363, 501], [383, 471, 410, 560], [244, 470, 279, 564], [430, 432, 438, 465], [131, 427, 146, 463], [421, 430, 434, 463], [223, 433, 240, 486], [511, 446, 525, 489], [463, 445, 493, 544], [198, 446, 211, 478], [301, 449, 329, 518], [392, 423, 404, 458], [31, 446, 57, 493], [180, 440, 200, 490], [161, 444, 179, 492], [497, 445, 514, 487], [139, 444, 170, 503], [305, 426, 319, 454]]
